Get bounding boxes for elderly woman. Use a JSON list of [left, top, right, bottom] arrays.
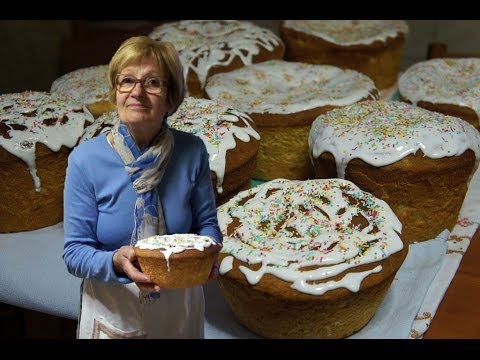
[[63, 36, 222, 339]]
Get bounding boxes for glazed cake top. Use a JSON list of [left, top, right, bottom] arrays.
[[399, 58, 480, 122], [136, 233, 215, 250], [283, 20, 408, 46], [50, 65, 110, 106], [136, 233, 217, 271], [309, 100, 480, 178], [149, 20, 283, 92], [205, 60, 378, 115], [0, 91, 95, 191], [217, 178, 403, 296]]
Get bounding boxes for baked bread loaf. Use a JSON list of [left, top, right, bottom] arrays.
[[50, 65, 114, 118], [168, 97, 260, 205], [205, 60, 378, 180], [134, 234, 221, 288], [309, 100, 480, 244], [398, 58, 480, 131], [148, 20, 284, 98], [217, 178, 407, 338], [0, 91, 95, 233], [280, 20, 408, 92]]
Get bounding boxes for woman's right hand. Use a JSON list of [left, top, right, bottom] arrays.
[[113, 245, 161, 292]]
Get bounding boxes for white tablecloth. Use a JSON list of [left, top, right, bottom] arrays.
[[1, 165, 479, 338]]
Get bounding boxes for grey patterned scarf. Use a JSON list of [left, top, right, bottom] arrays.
[[109, 120, 174, 245]]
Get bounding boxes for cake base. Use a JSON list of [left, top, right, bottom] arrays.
[[0, 143, 70, 233], [312, 150, 477, 243], [281, 26, 406, 90], [217, 244, 408, 339], [135, 244, 221, 289]]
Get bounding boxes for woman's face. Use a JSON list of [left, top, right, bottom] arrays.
[[115, 60, 169, 127]]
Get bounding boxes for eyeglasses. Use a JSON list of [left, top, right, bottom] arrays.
[[116, 74, 166, 95]]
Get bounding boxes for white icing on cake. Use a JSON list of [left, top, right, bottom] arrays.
[[205, 60, 378, 114], [398, 58, 480, 123], [217, 178, 403, 296], [283, 20, 408, 46], [309, 100, 480, 178], [50, 65, 110, 106], [148, 20, 283, 94], [135, 233, 216, 270], [0, 91, 95, 191], [168, 97, 260, 194]]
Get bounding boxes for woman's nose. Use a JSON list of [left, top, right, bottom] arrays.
[[130, 81, 145, 96]]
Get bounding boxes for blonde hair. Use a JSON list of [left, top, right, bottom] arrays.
[[108, 36, 185, 116]]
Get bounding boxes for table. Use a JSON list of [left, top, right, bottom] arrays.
[[424, 227, 480, 338]]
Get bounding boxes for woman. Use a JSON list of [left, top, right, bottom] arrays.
[[63, 36, 222, 339]]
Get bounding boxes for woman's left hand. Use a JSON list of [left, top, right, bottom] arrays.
[[208, 243, 223, 280]]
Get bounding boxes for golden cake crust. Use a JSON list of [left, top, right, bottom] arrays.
[[280, 21, 407, 89], [135, 241, 222, 289], [312, 150, 477, 244], [205, 60, 378, 181], [309, 100, 480, 244], [218, 245, 407, 338], [167, 97, 260, 206], [0, 143, 70, 232], [217, 178, 408, 338], [0, 91, 95, 233], [250, 99, 373, 181]]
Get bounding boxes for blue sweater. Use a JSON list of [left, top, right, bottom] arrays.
[[63, 129, 222, 284]]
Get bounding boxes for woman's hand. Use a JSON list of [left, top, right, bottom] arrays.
[[113, 245, 161, 292], [208, 243, 223, 280]]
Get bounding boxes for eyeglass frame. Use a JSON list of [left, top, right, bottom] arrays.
[[115, 74, 167, 95]]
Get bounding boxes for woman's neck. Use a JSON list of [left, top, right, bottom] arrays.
[[126, 122, 163, 151]]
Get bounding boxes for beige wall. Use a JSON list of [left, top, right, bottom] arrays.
[[1, 20, 479, 94]]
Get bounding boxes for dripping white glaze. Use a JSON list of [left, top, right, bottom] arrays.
[[218, 178, 404, 295], [135, 233, 216, 271], [309, 100, 480, 178], [168, 97, 260, 194], [149, 20, 282, 94], [0, 91, 95, 191]]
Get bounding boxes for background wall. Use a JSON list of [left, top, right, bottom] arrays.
[[1, 20, 479, 94]]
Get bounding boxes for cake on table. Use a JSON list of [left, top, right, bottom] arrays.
[[205, 59, 378, 181], [0, 91, 95, 233], [309, 100, 480, 244], [398, 58, 480, 131], [50, 65, 114, 118], [280, 20, 408, 92], [148, 20, 285, 98], [134, 234, 221, 289], [168, 97, 260, 205], [216, 178, 407, 339]]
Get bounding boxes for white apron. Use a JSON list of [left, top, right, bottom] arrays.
[[78, 279, 205, 339]]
